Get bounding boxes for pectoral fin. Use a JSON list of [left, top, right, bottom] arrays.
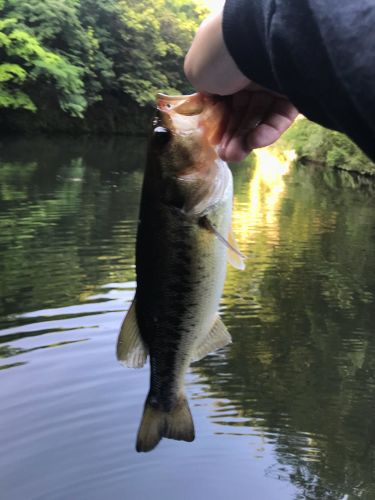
[[227, 226, 246, 270], [199, 216, 246, 270], [116, 299, 148, 368], [191, 315, 232, 363]]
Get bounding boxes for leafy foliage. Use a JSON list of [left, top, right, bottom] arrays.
[[0, 13, 86, 115], [280, 118, 375, 175], [0, 0, 207, 123], [116, 0, 206, 104]]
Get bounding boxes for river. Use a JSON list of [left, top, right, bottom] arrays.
[[1, 136, 375, 500]]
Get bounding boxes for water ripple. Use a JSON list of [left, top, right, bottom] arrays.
[[1, 140, 375, 500]]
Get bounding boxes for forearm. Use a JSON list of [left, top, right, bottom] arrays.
[[185, 0, 375, 161], [184, 6, 298, 161], [184, 11, 250, 96]]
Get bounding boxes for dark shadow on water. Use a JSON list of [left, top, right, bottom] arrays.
[[0, 136, 146, 323]]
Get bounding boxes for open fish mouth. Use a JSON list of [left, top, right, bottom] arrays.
[[156, 93, 205, 116], [156, 92, 228, 147]]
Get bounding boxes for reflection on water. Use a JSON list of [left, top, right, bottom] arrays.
[[1, 137, 375, 500]]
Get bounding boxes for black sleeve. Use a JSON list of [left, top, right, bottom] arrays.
[[222, 0, 375, 161]]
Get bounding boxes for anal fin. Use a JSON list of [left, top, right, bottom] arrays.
[[191, 315, 232, 363], [116, 299, 148, 368]]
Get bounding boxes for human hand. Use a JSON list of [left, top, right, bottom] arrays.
[[217, 84, 299, 162], [184, 11, 299, 162]]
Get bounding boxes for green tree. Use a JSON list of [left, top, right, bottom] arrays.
[[0, 0, 207, 129], [116, 0, 206, 105], [79, 0, 122, 99], [6, 0, 116, 104], [280, 118, 375, 175], [0, 0, 86, 116]]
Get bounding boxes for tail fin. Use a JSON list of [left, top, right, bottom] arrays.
[[136, 396, 195, 453]]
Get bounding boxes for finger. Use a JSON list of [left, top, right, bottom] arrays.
[[246, 100, 299, 149], [238, 91, 273, 133], [219, 91, 251, 152], [268, 99, 299, 124], [205, 97, 230, 145], [220, 92, 273, 161], [219, 135, 248, 162]]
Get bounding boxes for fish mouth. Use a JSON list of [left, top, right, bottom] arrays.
[[156, 93, 205, 116], [155, 92, 225, 145]]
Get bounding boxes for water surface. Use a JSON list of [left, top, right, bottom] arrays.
[[1, 137, 375, 500]]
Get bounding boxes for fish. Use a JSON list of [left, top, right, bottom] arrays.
[[116, 92, 245, 453]]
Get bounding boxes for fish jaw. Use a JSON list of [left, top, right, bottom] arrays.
[[156, 92, 227, 147], [156, 93, 204, 119], [148, 95, 230, 215]]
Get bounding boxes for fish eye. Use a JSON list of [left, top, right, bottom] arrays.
[[153, 126, 171, 145]]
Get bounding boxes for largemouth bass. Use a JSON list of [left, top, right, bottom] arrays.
[[117, 92, 244, 452]]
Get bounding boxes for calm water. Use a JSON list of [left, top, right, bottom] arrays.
[[1, 137, 375, 500]]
